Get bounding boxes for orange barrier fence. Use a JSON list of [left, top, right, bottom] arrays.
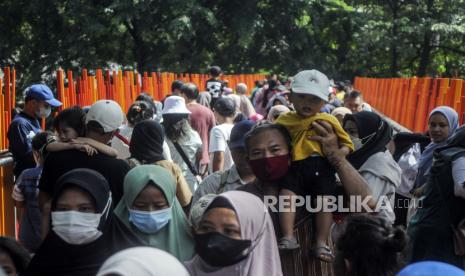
[[57, 69, 266, 112], [354, 77, 465, 132], [0, 67, 16, 151], [0, 67, 264, 235]]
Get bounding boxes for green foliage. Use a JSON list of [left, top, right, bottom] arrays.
[[1, 0, 464, 91]]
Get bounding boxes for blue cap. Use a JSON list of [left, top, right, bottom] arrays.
[[26, 84, 62, 107], [397, 261, 465, 276], [229, 120, 255, 150]]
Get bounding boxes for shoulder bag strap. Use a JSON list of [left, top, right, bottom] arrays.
[[218, 169, 230, 193], [173, 141, 199, 176]]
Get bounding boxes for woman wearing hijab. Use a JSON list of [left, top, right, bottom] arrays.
[[342, 111, 402, 224], [408, 125, 465, 268], [197, 92, 212, 108], [235, 83, 256, 119], [129, 120, 192, 208], [97, 247, 190, 276], [185, 191, 283, 276], [267, 105, 290, 123], [24, 168, 139, 276], [330, 107, 352, 125], [114, 165, 195, 261], [412, 106, 459, 195]]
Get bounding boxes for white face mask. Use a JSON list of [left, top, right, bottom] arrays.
[[36, 105, 51, 118], [51, 195, 111, 245], [350, 135, 363, 151]]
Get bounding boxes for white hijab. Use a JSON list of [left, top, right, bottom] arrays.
[[97, 247, 189, 276]]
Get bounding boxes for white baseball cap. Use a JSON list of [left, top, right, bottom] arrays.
[[85, 100, 124, 132], [162, 96, 191, 115], [291, 69, 330, 102]]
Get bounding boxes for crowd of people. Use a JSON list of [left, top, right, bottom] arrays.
[[2, 65, 465, 276]]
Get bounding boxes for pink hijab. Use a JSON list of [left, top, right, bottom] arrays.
[[185, 191, 283, 276]]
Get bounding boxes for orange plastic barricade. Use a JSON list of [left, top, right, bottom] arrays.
[[355, 77, 465, 133], [52, 69, 266, 111]]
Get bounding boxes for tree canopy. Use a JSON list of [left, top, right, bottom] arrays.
[[1, 0, 464, 89]]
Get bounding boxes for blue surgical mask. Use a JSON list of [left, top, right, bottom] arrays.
[[128, 207, 171, 234]]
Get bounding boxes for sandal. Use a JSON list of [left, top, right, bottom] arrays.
[[312, 245, 335, 263], [278, 237, 300, 250]]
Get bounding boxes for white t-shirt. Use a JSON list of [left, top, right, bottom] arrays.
[[209, 123, 234, 171], [396, 143, 421, 198]]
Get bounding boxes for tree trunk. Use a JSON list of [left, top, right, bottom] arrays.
[[417, 0, 434, 77], [125, 18, 148, 72], [390, 2, 399, 76], [417, 32, 432, 77]]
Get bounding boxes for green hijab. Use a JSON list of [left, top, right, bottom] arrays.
[[114, 165, 194, 261]]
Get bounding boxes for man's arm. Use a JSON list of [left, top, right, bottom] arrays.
[[310, 120, 377, 210], [209, 127, 226, 172], [212, 151, 224, 172]]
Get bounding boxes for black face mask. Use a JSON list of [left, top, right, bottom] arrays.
[[194, 232, 252, 267]]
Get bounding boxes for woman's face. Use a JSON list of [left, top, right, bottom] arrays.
[[197, 207, 242, 240], [247, 129, 290, 160], [132, 184, 169, 212], [428, 113, 450, 143], [55, 186, 96, 213], [343, 120, 359, 138], [0, 251, 16, 276]]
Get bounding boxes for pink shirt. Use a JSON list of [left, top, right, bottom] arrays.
[[187, 103, 216, 165]]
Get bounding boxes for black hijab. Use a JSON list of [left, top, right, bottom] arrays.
[[344, 111, 393, 170], [130, 120, 165, 163], [25, 169, 141, 276], [392, 132, 430, 162]]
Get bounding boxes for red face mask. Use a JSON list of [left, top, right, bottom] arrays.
[[248, 154, 290, 181]]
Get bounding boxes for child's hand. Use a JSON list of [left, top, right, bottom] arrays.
[[74, 144, 97, 156]]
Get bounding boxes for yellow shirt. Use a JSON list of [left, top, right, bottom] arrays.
[[276, 111, 354, 161]]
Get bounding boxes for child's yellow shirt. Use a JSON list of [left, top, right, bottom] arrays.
[[275, 111, 354, 161]]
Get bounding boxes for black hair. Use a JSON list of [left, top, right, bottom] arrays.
[[334, 215, 407, 276], [213, 97, 236, 118], [135, 92, 157, 114], [254, 80, 263, 88], [126, 101, 154, 126], [32, 131, 55, 159], [233, 112, 247, 123], [180, 83, 199, 100], [171, 80, 184, 92], [244, 121, 292, 154], [345, 90, 363, 101], [162, 113, 190, 141], [53, 106, 86, 136], [262, 79, 278, 108], [86, 120, 106, 135], [0, 237, 31, 273], [209, 66, 222, 77]]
